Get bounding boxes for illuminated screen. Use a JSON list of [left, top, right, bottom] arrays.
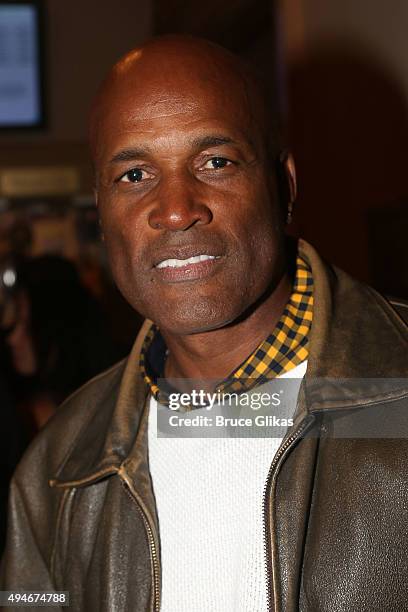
[[0, 2, 44, 128]]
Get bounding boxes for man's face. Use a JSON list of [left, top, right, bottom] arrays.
[[94, 56, 286, 335]]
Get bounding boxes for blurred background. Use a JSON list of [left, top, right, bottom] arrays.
[[0, 0, 407, 548]]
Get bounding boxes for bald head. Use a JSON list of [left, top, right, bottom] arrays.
[[89, 35, 281, 168]]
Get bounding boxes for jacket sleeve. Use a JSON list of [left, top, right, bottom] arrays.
[[0, 479, 56, 590], [0, 440, 64, 612]]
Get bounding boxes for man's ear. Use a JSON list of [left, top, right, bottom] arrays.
[[276, 151, 297, 224], [282, 151, 297, 203]]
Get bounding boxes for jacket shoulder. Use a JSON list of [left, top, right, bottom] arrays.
[[14, 358, 127, 485], [388, 297, 408, 326], [0, 359, 130, 590], [14, 319, 154, 487]]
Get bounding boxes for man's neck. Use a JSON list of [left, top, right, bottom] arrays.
[[162, 272, 291, 382]]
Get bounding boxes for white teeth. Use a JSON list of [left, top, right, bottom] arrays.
[[156, 254, 218, 269]]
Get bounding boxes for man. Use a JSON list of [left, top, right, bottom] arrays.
[[1, 35, 408, 611]]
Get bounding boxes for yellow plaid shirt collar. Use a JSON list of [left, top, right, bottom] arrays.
[[140, 255, 313, 403]]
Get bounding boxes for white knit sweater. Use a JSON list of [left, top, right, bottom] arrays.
[[147, 361, 307, 612]]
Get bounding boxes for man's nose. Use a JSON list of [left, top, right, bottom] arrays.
[[148, 173, 213, 231]]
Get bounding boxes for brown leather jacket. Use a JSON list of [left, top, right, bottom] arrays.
[[1, 240, 408, 612]]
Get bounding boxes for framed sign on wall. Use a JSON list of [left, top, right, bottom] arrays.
[[0, 0, 45, 129]]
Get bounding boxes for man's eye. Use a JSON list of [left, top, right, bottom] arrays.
[[119, 168, 147, 183], [203, 157, 232, 170]]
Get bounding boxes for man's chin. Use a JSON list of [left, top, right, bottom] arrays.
[[150, 303, 241, 337]]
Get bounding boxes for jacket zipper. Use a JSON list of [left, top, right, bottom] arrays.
[[134, 501, 161, 612], [121, 476, 161, 612], [263, 416, 315, 612]]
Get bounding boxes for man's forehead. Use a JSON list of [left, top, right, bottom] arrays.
[[136, 95, 201, 118], [93, 78, 256, 163], [99, 62, 251, 124], [90, 36, 273, 160]]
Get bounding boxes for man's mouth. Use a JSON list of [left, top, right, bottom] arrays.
[[152, 251, 223, 283], [156, 254, 221, 269]]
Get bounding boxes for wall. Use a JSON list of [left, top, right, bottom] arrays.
[[280, 0, 408, 290], [0, 0, 152, 190]]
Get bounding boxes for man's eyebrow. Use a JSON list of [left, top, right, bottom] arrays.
[[109, 147, 151, 164], [191, 135, 236, 149], [108, 135, 245, 165]]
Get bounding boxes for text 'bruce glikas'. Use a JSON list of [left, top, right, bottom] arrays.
[[167, 415, 294, 427]]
